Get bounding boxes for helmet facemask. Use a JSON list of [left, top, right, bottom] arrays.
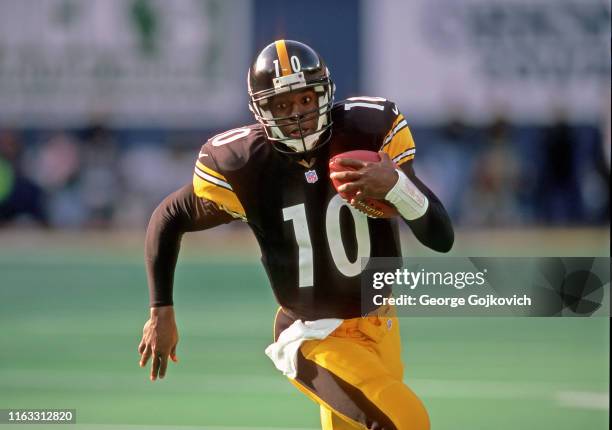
[[249, 71, 335, 155]]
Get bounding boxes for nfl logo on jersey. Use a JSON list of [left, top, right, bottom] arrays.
[[305, 169, 318, 183]]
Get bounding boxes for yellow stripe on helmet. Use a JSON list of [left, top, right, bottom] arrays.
[[274, 40, 292, 76]]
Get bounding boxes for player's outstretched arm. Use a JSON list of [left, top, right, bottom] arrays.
[[145, 183, 235, 307], [139, 183, 236, 380]]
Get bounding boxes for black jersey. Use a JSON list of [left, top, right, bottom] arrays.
[[193, 97, 417, 319]]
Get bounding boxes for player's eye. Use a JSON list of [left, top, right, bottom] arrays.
[[302, 96, 312, 104]]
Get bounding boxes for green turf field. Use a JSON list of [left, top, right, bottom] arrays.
[[0, 229, 609, 429]]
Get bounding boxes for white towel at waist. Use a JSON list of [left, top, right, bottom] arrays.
[[265, 318, 343, 379]]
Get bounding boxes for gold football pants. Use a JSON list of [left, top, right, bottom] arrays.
[[273, 307, 430, 430]]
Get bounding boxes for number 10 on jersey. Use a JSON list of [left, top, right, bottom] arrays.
[[282, 195, 371, 287]]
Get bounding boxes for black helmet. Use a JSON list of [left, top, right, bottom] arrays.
[[247, 40, 335, 154]]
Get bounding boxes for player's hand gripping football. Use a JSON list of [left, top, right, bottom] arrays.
[[330, 151, 399, 205], [138, 305, 179, 381]]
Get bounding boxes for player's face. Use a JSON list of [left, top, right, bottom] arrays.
[[269, 89, 319, 138]]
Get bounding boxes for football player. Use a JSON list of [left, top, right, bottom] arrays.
[[138, 40, 453, 430]]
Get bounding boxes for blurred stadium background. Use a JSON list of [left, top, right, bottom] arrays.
[[0, 1, 609, 429]]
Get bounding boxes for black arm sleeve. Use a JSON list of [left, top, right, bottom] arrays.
[[399, 164, 455, 253], [145, 183, 236, 307]]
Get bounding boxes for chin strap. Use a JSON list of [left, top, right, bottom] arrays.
[[385, 169, 429, 220]]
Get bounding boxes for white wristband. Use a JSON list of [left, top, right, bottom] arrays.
[[385, 169, 429, 220]]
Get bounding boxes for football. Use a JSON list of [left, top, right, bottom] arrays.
[[329, 150, 399, 218]]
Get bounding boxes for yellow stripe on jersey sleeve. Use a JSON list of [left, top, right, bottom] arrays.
[[193, 166, 246, 220], [196, 160, 229, 182], [380, 114, 416, 166]]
